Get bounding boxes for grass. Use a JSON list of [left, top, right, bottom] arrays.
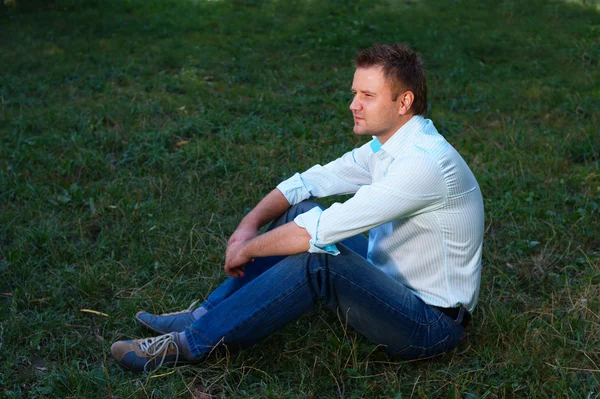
[[1, 0, 599, 397]]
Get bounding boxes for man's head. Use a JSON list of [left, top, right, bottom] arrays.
[[350, 43, 427, 143]]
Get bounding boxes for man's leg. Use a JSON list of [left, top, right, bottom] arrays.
[[135, 201, 368, 333], [184, 245, 465, 360], [112, 245, 465, 371]]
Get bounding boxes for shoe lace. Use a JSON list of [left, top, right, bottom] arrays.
[[139, 333, 179, 373], [160, 300, 199, 316]]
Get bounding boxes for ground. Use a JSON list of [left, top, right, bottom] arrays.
[[0, 0, 599, 397]]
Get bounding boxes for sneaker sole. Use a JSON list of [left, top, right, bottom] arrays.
[[111, 350, 194, 373]]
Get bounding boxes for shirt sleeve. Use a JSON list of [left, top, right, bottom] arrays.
[[276, 172, 311, 205], [276, 142, 373, 205], [299, 155, 447, 249], [294, 207, 341, 255]]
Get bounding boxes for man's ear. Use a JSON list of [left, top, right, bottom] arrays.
[[397, 91, 415, 116]]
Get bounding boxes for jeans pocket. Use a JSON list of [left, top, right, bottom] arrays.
[[394, 334, 451, 360]]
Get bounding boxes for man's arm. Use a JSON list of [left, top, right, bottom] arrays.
[[223, 143, 373, 277], [225, 221, 310, 277], [227, 188, 291, 248], [292, 155, 448, 254], [282, 144, 373, 203]]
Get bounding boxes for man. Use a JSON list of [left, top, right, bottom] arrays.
[[111, 43, 484, 373]]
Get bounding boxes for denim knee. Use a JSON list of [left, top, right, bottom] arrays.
[[288, 200, 324, 218]]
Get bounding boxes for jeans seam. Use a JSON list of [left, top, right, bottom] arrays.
[[186, 327, 216, 358], [187, 326, 214, 346], [202, 300, 215, 311], [396, 334, 451, 357]]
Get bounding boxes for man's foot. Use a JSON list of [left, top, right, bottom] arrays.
[[135, 301, 206, 334], [111, 332, 195, 373]]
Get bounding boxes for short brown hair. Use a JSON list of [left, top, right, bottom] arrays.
[[355, 43, 427, 115]]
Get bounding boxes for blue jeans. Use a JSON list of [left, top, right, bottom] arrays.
[[185, 201, 467, 360]]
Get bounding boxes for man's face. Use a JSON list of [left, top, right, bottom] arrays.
[[350, 66, 403, 143]]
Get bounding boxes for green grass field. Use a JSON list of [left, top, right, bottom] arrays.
[[1, 0, 599, 397]]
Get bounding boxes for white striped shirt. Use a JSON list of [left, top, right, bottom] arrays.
[[276, 115, 484, 312]]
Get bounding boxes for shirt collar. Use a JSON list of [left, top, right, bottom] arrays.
[[370, 115, 427, 157]]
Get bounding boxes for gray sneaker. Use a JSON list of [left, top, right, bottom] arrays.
[[134, 301, 204, 334], [111, 332, 193, 373]]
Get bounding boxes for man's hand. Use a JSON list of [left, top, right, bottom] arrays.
[[224, 222, 311, 278], [227, 226, 258, 249], [223, 188, 292, 278], [225, 226, 258, 278], [227, 189, 289, 250], [224, 241, 252, 278]]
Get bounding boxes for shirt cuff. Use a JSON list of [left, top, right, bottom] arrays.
[[294, 207, 340, 255], [276, 173, 312, 205]]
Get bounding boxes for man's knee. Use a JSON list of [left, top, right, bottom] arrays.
[[288, 200, 324, 218]]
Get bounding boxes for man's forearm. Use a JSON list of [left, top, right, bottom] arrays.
[[237, 189, 291, 230], [225, 188, 297, 277], [243, 222, 311, 259], [224, 220, 311, 277]]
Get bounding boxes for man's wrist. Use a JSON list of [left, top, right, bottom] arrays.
[[238, 215, 261, 231], [238, 212, 262, 231], [239, 239, 253, 260]]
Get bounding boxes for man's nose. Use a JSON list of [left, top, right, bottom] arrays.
[[349, 96, 361, 111]]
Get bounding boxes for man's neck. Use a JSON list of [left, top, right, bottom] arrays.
[[377, 114, 415, 144]]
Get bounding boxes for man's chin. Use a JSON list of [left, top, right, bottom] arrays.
[[353, 126, 369, 136]]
